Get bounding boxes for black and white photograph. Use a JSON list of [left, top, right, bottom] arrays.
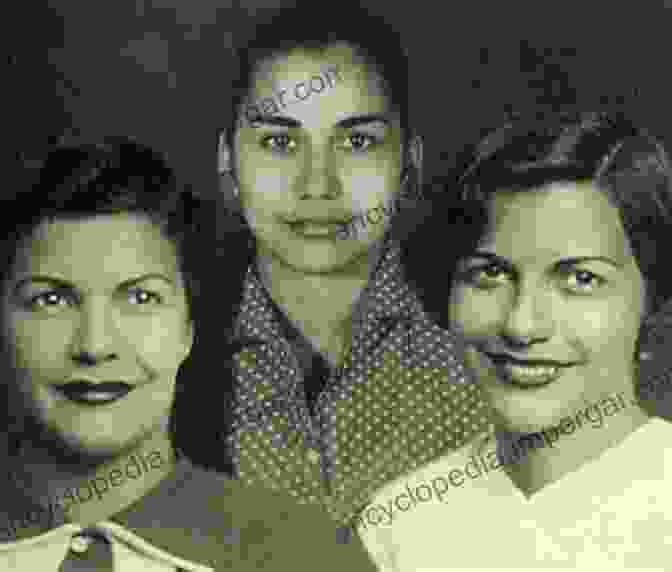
[[6, 1, 672, 570]]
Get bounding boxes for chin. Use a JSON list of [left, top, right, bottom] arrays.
[[39, 409, 169, 465], [45, 426, 148, 464], [272, 240, 372, 273], [490, 388, 576, 436], [500, 414, 557, 436]]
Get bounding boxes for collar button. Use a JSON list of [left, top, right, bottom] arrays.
[[69, 534, 94, 554]]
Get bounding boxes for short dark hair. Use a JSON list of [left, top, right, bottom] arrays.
[[223, 0, 410, 149], [1, 136, 201, 317], [404, 111, 672, 324]]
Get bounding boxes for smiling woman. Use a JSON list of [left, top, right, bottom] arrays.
[[360, 112, 672, 570], [1, 138, 197, 463]]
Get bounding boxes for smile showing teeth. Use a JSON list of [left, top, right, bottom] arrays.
[[499, 363, 562, 387]]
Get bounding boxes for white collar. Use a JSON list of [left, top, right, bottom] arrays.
[[0, 520, 213, 572]]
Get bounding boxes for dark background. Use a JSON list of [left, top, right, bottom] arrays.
[[10, 0, 672, 197]]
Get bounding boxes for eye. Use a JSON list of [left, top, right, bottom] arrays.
[[127, 289, 163, 306], [565, 269, 606, 294], [27, 290, 75, 314], [340, 133, 379, 152], [462, 261, 511, 290], [260, 133, 297, 154]]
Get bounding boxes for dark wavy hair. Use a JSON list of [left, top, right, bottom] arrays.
[[2, 136, 203, 316], [0, 137, 229, 466], [403, 111, 672, 327]]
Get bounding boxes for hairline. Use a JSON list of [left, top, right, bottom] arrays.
[[228, 40, 409, 148]]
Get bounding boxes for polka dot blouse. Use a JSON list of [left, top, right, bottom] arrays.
[[226, 240, 492, 525]]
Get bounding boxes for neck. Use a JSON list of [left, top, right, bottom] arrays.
[[7, 427, 176, 530], [256, 242, 385, 365], [501, 385, 650, 497]]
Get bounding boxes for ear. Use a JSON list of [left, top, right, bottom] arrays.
[[408, 133, 423, 173], [181, 320, 195, 362], [217, 131, 240, 199], [217, 131, 233, 175], [403, 134, 424, 193]]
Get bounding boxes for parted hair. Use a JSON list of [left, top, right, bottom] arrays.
[[403, 111, 672, 326], [0, 136, 202, 316]]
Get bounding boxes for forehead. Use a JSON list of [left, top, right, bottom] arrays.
[[481, 182, 632, 263], [10, 213, 181, 286], [248, 43, 395, 126]]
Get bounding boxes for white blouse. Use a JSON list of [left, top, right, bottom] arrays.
[[0, 520, 212, 572], [358, 417, 672, 571]]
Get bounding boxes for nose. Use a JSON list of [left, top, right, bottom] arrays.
[[501, 280, 555, 347], [297, 142, 342, 199], [70, 298, 120, 364]]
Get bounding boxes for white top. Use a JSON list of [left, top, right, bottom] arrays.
[[0, 520, 212, 572], [358, 417, 672, 571]]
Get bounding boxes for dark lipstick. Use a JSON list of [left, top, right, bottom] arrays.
[[54, 381, 133, 406]]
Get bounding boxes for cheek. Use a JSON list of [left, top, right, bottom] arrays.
[[448, 287, 510, 341], [562, 299, 641, 361], [239, 146, 297, 186], [122, 313, 190, 375], [237, 155, 295, 229], [7, 316, 73, 379], [341, 161, 400, 209], [239, 157, 293, 206], [241, 189, 288, 231]]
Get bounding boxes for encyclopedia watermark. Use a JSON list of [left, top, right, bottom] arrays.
[[0, 448, 166, 538], [336, 201, 400, 240], [353, 390, 632, 529]]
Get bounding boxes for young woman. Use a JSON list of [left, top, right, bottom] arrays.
[[210, 0, 492, 526], [359, 112, 672, 570], [0, 138, 378, 571]]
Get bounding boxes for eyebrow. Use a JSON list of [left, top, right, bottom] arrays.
[[249, 115, 302, 128], [555, 256, 624, 269], [249, 113, 391, 130], [464, 252, 514, 272], [335, 114, 391, 130], [467, 252, 623, 269], [13, 273, 176, 293]]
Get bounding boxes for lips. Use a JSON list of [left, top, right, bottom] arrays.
[[288, 220, 346, 237], [53, 381, 134, 405], [485, 353, 575, 389]]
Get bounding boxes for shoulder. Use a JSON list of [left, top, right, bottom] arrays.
[[115, 459, 378, 572], [613, 416, 672, 470], [357, 438, 509, 529]]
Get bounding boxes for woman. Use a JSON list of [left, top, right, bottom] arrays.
[[0, 138, 379, 571], [359, 112, 672, 570], [210, 0, 491, 526]]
